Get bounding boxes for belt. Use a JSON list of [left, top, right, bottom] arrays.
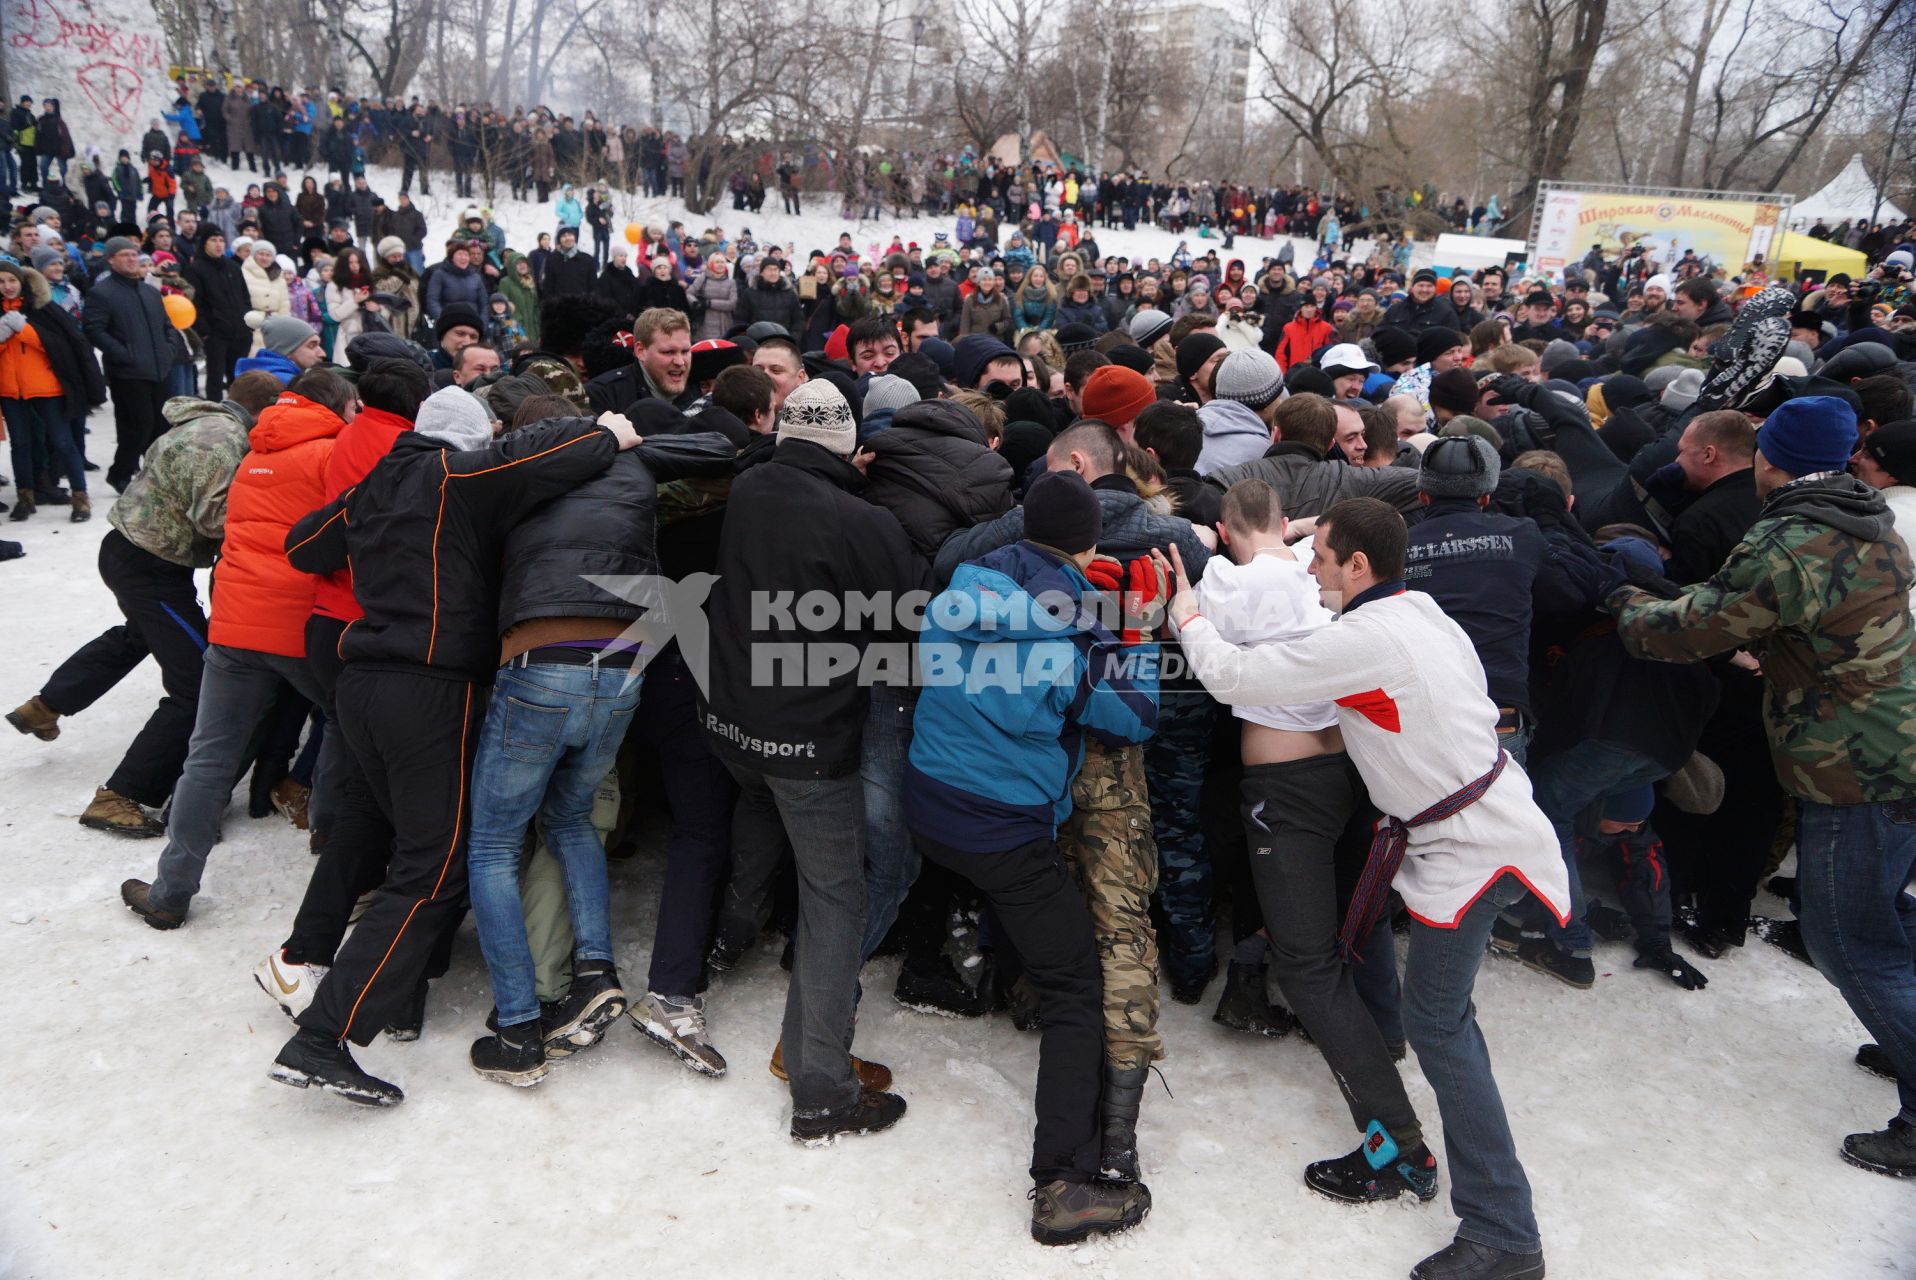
[[1338, 749, 1509, 961], [1496, 706, 1526, 734], [509, 644, 641, 669]]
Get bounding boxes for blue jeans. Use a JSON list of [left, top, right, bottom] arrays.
[[3, 397, 88, 492], [1524, 740, 1666, 955], [466, 661, 639, 1027], [0, 149, 17, 197], [1796, 799, 1916, 1124], [1405, 872, 1542, 1255], [860, 688, 919, 960]]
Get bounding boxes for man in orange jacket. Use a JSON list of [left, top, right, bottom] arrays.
[[121, 368, 355, 928]]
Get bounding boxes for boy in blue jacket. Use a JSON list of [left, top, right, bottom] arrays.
[[905, 469, 1160, 1246]]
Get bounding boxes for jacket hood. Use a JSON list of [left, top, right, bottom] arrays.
[[1762, 472, 1895, 542], [941, 541, 1099, 643], [249, 391, 346, 452], [888, 398, 988, 446], [1, 264, 53, 309], [1198, 397, 1269, 441], [162, 395, 248, 430]]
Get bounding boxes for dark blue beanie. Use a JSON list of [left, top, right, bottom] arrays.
[[1756, 395, 1858, 478]]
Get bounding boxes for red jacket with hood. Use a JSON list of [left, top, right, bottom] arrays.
[[311, 405, 413, 623]]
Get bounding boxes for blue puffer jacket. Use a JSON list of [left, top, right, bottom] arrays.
[[905, 541, 1159, 852]]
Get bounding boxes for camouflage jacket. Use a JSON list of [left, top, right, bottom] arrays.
[[1610, 473, 1916, 805], [107, 396, 252, 567], [515, 353, 591, 414]]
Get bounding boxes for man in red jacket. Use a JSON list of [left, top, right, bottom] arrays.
[[121, 368, 356, 927]]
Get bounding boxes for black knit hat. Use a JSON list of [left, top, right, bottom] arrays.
[[1025, 470, 1103, 554], [1415, 327, 1467, 365], [1371, 327, 1416, 368]]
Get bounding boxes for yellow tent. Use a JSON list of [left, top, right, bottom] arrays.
[[1769, 232, 1868, 282]]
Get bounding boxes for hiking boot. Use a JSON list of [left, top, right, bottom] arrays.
[[120, 879, 185, 930], [1029, 1178, 1152, 1246], [769, 1036, 890, 1091], [255, 949, 328, 1018], [630, 991, 727, 1077], [82, 786, 164, 837], [1411, 1237, 1546, 1279], [470, 1021, 551, 1087], [7, 489, 32, 522], [8, 695, 61, 741], [1840, 1116, 1916, 1178], [1100, 1062, 1148, 1182], [1856, 1043, 1897, 1081], [68, 492, 91, 523], [384, 978, 428, 1041], [269, 1028, 404, 1106], [1305, 1131, 1438, 1204], [1515, 936, 1594, 989], [544, 962, 626, 1054], [271, 778, 311, 830], [1212, 960, 1295, 1038], [789, 1087, 906, 1146]]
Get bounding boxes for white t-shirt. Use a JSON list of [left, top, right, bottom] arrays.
[[1192, 548, 1340, 732]]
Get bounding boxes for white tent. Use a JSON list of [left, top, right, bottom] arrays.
[[1791, 154, 1906, 228]]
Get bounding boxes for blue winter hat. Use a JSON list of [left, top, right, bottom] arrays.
[[1756, 395, 1859, 478], [1601, 786, 1655, 825]]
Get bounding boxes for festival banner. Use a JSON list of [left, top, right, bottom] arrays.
[[1533, 188, 1788, 277]]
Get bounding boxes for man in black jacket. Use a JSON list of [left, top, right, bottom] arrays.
[[1664, 409, 1759, 585], [183, 228, 251, 401], [83, 237, 175, 489], [1381, 269, 1461, 334], [270, 390, 640, 1106], [585, 307, 700, 414], [700, 377, 921, 1144], [733, 258, 804, 335], [541, 227, 598, 298]]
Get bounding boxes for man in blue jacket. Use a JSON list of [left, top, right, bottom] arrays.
[[907, 469, 1158, 1246]]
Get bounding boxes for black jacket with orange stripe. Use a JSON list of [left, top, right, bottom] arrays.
[[284, 417, 618, 680]]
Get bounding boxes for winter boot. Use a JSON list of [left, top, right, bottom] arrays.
[[82, 786, 164, 837], [1099, 1061, 1149, 1182], [68, 491, 91, 522], [119, 879, 185, 930], [7, 489, 32, 522], [271, 777, 311, 829], [1029, 1178, 1152, 1246], [790, 1088, 907, 1146], [1841, 1116, 1916, 1178], [470, 1020, 551, 1087], [769, 1036, 890, 1091], [1410, 1238, 1546, 1279], [8, 695, 61, 740], [1212, 960, 1295, 1037], [269, 1028, 404, 1106], [631, 991, 728, 1077], [1856, 1043, 1896, 1081], [1305, 1122, 1439, 1203], [544, 961, 627, 1054]]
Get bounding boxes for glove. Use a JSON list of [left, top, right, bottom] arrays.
[[0, 310, 25, 339], [1635, 947, 1708, 991], [1485, 374, 1530, 409], [1083, 554, 1167, 646]]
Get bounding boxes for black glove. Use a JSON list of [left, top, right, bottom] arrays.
[[1485, 374, 1531, 410], [1636, 947, 1708, 990]]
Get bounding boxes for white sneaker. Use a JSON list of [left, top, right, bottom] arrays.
[[255, 950, 328, 1019]]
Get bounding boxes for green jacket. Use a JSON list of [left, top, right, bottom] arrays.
[[1610, 473, 1916, 806], [107, 396, 252, 567]]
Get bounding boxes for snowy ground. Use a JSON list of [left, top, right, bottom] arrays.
[[2, 167, 1912, 1279]]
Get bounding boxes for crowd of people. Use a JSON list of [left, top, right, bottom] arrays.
[[5, 83, 1916, 1280]]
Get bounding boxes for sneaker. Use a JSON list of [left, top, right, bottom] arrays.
[[7, 695, 60, 741], [255, 950, 328, 1018], [271, 778, 311, 830], [544, 962, 627, 1054], [1840, 1116, 1916, 1178], [1856, 1043, 1897, 1081], [789, 1087, 906, 1146], [1515, 936, 1595, 989], [1489, 915, 1534, 955], [470, 1021, 551, 1087], [1410, 1237, 1546, 1279], [630, 991, 728, 1077], [1028, 1178, 1152, 1246], [119, 879, 184, 930], [384, 979, 428, 1042], [83, 786, 165, 838], [1212, 960, 1295, 1038], [706, 927, 753, 974], [769, 1036, 891, 1091], [1304, 1137, 1438, 1204], [269, 1028, 404, 1106]]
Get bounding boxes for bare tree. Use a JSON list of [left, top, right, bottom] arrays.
[[1246, 0, 1413, 196], [955, 0, 1046, 163]]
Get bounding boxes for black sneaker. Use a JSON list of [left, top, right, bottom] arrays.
[[470, 1021, 550, 1087], [1029, 1178, 1152, 1246], [384, 978, 429, 1041], [790, 1087, 907, 1146], [1841, 1116, 1916, 1178], [543, 962, 627, 1056], [1304, 1137, 1438, 1204], [1212, 960, 1295, 1038], [1515, 936, 1595, 989], [269, 1028, 404, 1106], [1856, 1043, 1897, 1081], [1411, 1237, 1546, 1279]]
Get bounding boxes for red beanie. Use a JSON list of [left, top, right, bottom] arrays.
[[1080, 365, 1156, 427], [824, 324, 850, 363]]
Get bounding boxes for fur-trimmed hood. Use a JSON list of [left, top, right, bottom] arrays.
[[0, 262, 54, 310]]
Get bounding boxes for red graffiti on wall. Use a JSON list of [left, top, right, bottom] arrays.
[[8, 0, 166, 131]]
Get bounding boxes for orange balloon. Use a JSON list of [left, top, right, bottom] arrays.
[[624, 221, 644, 244], [163, 294, 197, 330]]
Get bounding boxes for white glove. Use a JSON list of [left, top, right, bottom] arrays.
[[0, 311, 26, 339]]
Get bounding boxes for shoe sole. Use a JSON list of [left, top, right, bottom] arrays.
[[472, 1060, 551, 1088], [790, 1116, 903, 1147], [121, 896, 183, 930], [1840, 1147, 1916, 1178], [1303, 1172, 1440, 1206], [1031, 1199, 1152, 1246], [1411, 1260, 1543, 1280], [544, 989, 628, 1058], [631, 1012, 727, 1077], [1855, 1058, 1896, 1082], [1516, 955, 1594, 990], [87, 816, 164, 839], [267, 1063, 403, 1106], [892, 996, 985, 1018], [1213, 1014, 1292, 1038], [5, 711, 57, 740]]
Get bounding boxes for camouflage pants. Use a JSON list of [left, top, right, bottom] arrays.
[[1060, 737, 1164, 1069], [1142, 690, 1218, 990]]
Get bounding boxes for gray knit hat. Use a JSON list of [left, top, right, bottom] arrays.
[[861, 373, 920, 418], [413, 386, 496, 451], [1539, 339, 1581, 374], [249, 312, 317, 358], [1418, 433, 1501, 498], [1660, 367, 1704, 413], [776, 379, 857, 455], [1212, 349, 1284, 409], [1128, 308, 1173, 347], [102, 235, 139, 258]]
